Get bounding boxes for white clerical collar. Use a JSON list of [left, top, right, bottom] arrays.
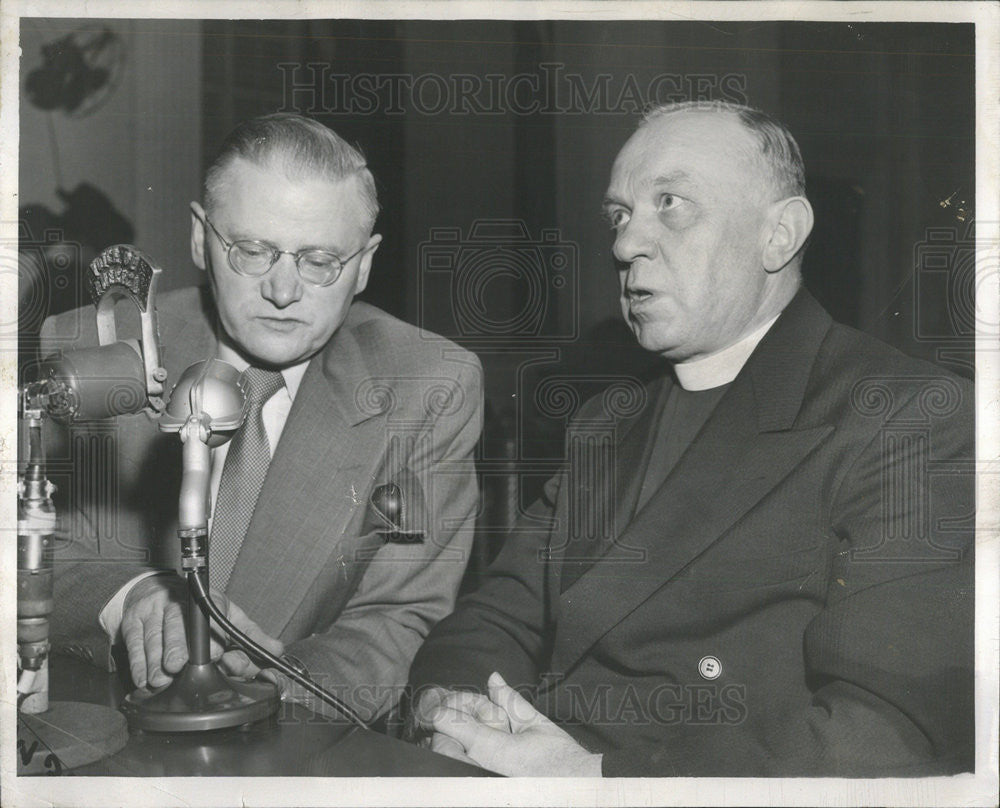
[[216, 342, 310, 401], [673, 313, 782, 391]]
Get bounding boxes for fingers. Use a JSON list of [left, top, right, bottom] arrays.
[[257, 667, 285, 690], [428, 704, 496, 752], [220, 649, 260, 680], [118, 580, 282, 693], [160, 600, 188, 674], [440, 690, 488, 713], [121, 575, 187, 689], [411, 686, 450, 733], [121, 610, 149, 689], [226, 601, 285, 658], [258, 669, 297, 704], [442, 690, 510, 733], [142, 608, 170, 688], [487, 671, 540, 732], [429, 732, 477, 765]]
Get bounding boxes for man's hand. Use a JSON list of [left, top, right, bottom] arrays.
[[218, 650, 290, 690], [120, 575, 283, 689], [427, 672, 603, 776], [410, 685, 511, 764]]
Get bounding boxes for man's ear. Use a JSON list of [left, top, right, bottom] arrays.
[[761, 197, 814, 274], [352, 233, 382, 296], [190, 201, 208, 271]]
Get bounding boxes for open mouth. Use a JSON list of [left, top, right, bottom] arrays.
[[625, 287, 654, 305]]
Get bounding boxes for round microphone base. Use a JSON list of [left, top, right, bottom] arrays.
[[17, 701, 129, 774], [122, 661, 280, 733]]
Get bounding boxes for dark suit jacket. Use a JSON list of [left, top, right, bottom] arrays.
[[42, 286, 483, 720], [409, 289, 974, 775]]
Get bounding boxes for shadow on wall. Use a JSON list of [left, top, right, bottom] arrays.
[[18, 184, 134, 367], [19, 24, 135, 359]]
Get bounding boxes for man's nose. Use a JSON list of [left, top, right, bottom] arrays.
[[612, 213, 655, 265], [261, 254, 304, 308]]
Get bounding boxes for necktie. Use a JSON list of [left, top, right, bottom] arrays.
[[210, 366, 285, 591]]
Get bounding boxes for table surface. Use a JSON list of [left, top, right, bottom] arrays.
[[25, 654, 491, 777]]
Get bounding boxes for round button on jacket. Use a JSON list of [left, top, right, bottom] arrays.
[[698, 655, 722, 680]]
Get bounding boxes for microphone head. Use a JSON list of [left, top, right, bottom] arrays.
[[160, 359, 246, 446], [37, 341, 147, 422]]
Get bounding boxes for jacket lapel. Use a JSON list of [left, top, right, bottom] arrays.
[[556, 373, 673, 593], [224, 310, 389, 638], [550, 289, 835, 676]]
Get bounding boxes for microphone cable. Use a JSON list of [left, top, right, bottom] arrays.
[[189, 573, 369, 730]]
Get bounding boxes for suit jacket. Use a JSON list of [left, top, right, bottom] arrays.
[[408, 289, 975, 776], [42, 285, 483, 721]]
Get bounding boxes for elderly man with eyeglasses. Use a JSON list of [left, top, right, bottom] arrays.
[[40, 113, 483, 724]]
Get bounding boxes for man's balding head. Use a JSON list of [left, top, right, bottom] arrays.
[[605, 103, 814, 362], [641, 101, 807, 203], [203, 113, 380, 235]]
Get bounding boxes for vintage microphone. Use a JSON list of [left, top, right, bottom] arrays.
[[121, 358, 281, 731], [122, 359, 368, 731], [17, 244, 166, 772], [20, 243, 371, 749]]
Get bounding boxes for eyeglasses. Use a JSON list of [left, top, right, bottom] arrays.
[[200, 213, 367, 287]]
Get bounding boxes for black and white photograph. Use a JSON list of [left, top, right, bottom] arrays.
[[2, 2, 997, 806]]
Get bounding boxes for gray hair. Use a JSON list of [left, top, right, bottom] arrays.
[[203, 112, 379, 230], [641, 100, 806, 199]]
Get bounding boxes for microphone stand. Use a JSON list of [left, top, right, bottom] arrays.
[[16, 392, 130, 774], [15, 244, 165, 772], [122, 360, 280, 732]]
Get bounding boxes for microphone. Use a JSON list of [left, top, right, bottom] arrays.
[[17, 244, 164, 771], [125, 359, 368, 731], [159, 358, 246, 533], [19, 246, 165, 700], [124, 358, 285, 732], [33, 244, 166, 422]]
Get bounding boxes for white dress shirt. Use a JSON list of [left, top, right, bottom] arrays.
[[98, 347, 311, 640]]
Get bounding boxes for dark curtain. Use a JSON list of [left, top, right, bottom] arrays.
[[198, 20, 974, 564]]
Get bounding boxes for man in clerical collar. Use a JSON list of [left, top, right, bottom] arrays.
[[406, 101, 974, 777]]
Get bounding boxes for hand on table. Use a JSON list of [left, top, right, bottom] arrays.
[[409, 684, 512, 764], [424, 672, 603, 777], [120, 575, 283, 689]]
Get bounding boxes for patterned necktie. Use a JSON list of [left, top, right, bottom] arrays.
[[211, 366, 285, 591]]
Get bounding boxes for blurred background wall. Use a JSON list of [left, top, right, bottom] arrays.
[[18, 19, 202, 309], [18, 17, 976, 562]]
